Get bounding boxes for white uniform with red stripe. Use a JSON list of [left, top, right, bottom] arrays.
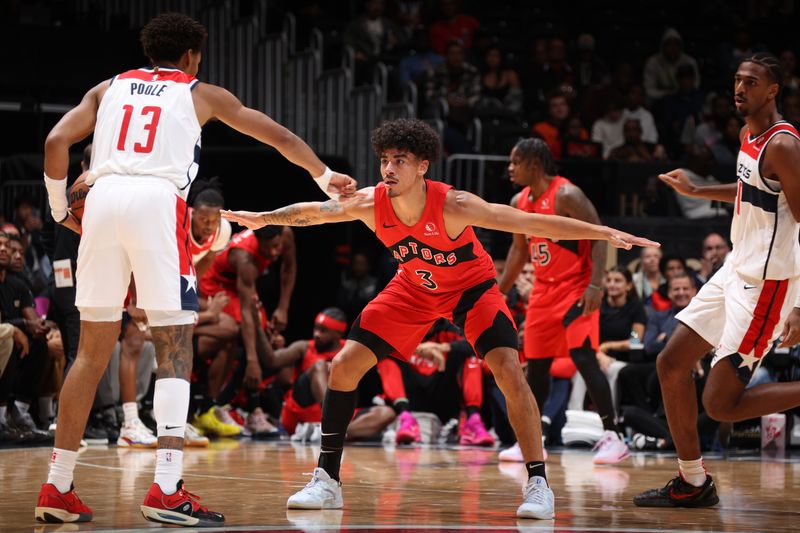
[[677, 121, 800, 380], [75, 67, 202, 319]]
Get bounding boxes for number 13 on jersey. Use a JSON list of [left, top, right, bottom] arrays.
[[117, 105, 162, 153]]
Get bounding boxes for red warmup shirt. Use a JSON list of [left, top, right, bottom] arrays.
[[374, 180, 496, 293], [294, 339, 345, 381], [200, 230, 274, 295], [517, 176, 593, 286]]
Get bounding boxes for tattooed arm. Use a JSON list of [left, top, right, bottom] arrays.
[[222, 187, 377, 231]]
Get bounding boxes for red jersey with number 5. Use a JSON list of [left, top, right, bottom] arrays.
[[86, 67, 202, 199], [517, 176, 592, 285], [374, 180, 496, 293]]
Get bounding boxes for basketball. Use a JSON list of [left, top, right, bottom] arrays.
[[69, 171, 90, 221]]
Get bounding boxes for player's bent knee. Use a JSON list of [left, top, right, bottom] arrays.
[[145, 310, 197, 327], [79, 306, 123, 322], [486, 348, 522, 382]]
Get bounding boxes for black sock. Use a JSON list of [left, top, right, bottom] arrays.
[[394, 399, 410, 413], [570, 341, 620, 433], [466, 405, 480, 417], [318, 389, 358, 481], [526, 358, 553, 410], [526, 461, 547, 481]]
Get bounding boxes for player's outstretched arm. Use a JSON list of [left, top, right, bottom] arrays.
[[221, 188, 376, 230], [658, 169, 737, 203], [196, 84, 356, 198], [452, 190, 659, 250]]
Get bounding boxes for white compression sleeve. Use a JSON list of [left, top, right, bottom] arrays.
[[44, 174, 69, 222]]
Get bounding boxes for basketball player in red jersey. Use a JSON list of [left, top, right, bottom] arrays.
[[37, 13, 355, 526], [188, 179, 232, 279], [635, 53, 800, 507], [497, 138, 630, 464], [223, 118, 657, 519]]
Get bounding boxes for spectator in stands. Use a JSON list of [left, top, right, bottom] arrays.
[[573, 33, 609, 91], [780, 49, 800, 93], [344, 0, 405, 83], [7, 236, 33, 293], [591, 98, 625, 158], [618, 273, 701, 439], [643, 27, 700, 102], [541, 37, 575, 98], [659, 64, 704, 157], [0, 232, 51, 445], [632, 246, 664, 309], [12, 196, 49, 298], [389, 0, 423, 41], [561, 116, 594, 158], [477, 45, 522, 116], [671, 147, 728, 219], [428, 0, 480, 55], [0, 322, 28, 378], [690, 94, 732, 154], [622, 84, 659, 144], [706, 114, 744, 167], [650, 256, 694, 312], [783, 92, 800, 129], [607, 118, 667, 162], [570, 266, 647, 412], [696, 232, 730, 285], [425, 39, 481, 153], [531, 91, 571, 159], [337, 251, 379, 322], [397, 28, 443, 88], [518, 37, 549, 119]]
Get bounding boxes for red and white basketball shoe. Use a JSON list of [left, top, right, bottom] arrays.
[[140, 479, 225, 527], [35, 483, 93, 523]]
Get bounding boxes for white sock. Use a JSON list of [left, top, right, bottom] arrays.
[[0, 405, 7, 424], [678, 458, 707, 487], [14, 400, 30, 416], [47, 448, 78, 493], [123, 402, 139, 425], [154, 449, 183, 495]]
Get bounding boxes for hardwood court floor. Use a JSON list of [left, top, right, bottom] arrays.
[[2, 441, 799, 532]]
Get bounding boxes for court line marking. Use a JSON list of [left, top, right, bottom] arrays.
[[72, 525, 736, 533]]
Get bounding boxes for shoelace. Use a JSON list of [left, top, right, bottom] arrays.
[[177, 486, 207, 513], [592, 432, 615, 451], [524, 483, 551, 505]]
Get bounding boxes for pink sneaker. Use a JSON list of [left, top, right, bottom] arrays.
[[592, 430, 631, 464], [459, 413, 495, 446], [395, 412, 421, 444]]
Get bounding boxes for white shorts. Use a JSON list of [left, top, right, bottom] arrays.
[[75, 176, 199, 319], [676, 260, 798, 381]]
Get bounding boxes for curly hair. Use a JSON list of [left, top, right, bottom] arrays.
[[140, 13, 207, 64], [370, 119, 441, 162]]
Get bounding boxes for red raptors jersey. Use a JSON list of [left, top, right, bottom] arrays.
[[295, 339, 345, 380], [375, 180, 496, 293], [200, 230, 274, 293], [517, 176, 592, 285]]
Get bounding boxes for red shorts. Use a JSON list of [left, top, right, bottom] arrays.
[[349, 277, 517, 361], [524, 281, 599, 360], [280, 393, 322, 436]]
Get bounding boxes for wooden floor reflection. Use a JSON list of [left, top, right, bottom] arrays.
[[2, 440, 799, 532]]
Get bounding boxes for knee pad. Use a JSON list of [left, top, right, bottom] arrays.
[[154, 378, 190, 438], [78, 306, 123, 322], [145, 309, 196, 327]]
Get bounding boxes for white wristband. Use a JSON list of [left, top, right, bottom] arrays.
[[44, 173, 69, 223], [313, 166, 339, 201]]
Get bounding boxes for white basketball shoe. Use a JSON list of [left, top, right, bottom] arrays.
[[287, 468, 343, 510], [517, 476, 555, 519]]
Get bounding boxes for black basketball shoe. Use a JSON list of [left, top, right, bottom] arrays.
[[633, 474, 719, 508]]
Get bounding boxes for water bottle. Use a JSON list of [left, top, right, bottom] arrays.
[[629, 330, 644, 362]]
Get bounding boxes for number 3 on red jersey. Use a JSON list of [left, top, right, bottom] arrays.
[[117, 105, 162, 153], [415, 269, 438, 290]]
